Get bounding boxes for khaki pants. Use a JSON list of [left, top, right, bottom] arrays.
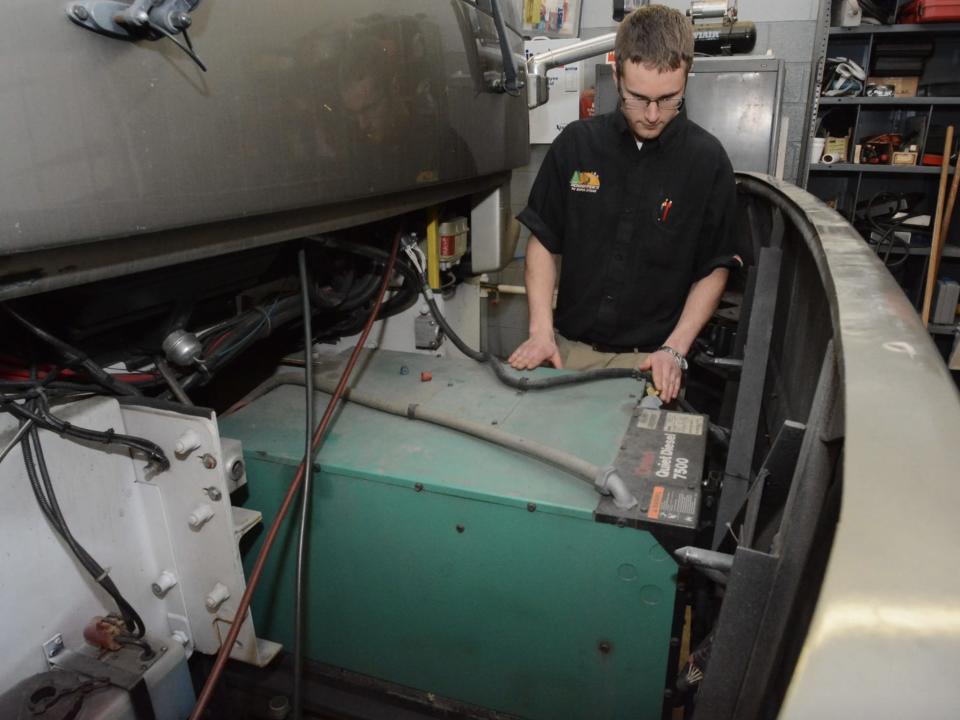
[[555, 333, 650, 371]]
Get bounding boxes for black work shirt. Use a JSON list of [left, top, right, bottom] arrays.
[[517, 108, 740, 351]]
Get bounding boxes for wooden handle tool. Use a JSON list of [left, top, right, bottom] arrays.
[[921, 125, 954, 327]]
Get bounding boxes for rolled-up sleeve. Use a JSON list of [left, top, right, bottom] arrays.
[[517, 135, 569, 254]]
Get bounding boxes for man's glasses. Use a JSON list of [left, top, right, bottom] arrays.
[[619, 94, 684, 111]]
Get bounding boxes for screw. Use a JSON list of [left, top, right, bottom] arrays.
[[400, 365, 409, 375], [598, 641, 612, 654], [414, 482, 424, 492], [201, 454, 217, 469], [456, 524, 465, 533], [204, 486, 222, 501], [527, 502, 536, 512], [71, 4, 89, 21], [45, 635, 64, 658]]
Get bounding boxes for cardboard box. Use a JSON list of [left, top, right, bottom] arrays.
[[867, 76, 919, 97]]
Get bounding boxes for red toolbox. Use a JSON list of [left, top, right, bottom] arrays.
[[900, 0, 960, 23]]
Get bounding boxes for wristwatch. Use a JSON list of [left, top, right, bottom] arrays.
[[656, 345, 688, 371]]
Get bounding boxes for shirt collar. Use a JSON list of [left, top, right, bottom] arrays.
[[610, 106, 688, 149]]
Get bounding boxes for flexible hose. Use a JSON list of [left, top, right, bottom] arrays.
[[293, 248, 314, 720], [189, 232, 401, 720], [307, 235, 650, 390], [225, 369, 639, 510]]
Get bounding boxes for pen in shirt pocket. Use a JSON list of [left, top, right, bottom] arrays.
[[658, 198, 673, 223]]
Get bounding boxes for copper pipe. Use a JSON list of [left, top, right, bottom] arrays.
[[189, 231, 401, 719]]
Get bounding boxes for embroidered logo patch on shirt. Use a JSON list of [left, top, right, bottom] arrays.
[[569, 171, 600, 193]]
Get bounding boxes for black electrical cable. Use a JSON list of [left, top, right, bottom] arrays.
[[19, 411, 149, 639], [293, 248, 315, 720], [1, 396, 170, 472], [489, 0, 520, 95], [2, 305, 141, 397], [863, 191, 925, 269]]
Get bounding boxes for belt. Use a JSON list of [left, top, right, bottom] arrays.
[[588, 341, 647, 354]]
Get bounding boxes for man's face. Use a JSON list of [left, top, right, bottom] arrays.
[[615, 61, 687, 141], [342, 74, 391, 143]]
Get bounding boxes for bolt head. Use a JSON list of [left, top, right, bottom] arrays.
[[456, 524, 465, 533], [414, 482, 424, 492], [170, 11, 192, 29], [71, 5, 90, 20], [527, 502, 536, 513], [201, 454, 217, 469]]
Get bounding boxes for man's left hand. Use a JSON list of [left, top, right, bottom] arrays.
[[638, 350, 683, 404]]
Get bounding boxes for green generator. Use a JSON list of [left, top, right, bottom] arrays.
[[219, 350, 706, 719]]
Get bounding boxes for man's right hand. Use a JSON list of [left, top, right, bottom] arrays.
[[508, 333, 563, 370]]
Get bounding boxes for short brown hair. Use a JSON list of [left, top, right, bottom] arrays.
[[615, 6, 694, 75]]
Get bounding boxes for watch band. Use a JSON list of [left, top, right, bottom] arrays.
[[656, 345, 688, 371]]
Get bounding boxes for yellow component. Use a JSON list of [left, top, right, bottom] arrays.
[[426, 207, 441, 291], [646, 384, 660, 397]]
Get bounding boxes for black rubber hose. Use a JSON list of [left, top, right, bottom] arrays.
[[293, 249, 314, 720], [308, 235, 650, 390]]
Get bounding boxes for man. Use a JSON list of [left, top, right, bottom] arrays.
[[508, 6, 741, 404]]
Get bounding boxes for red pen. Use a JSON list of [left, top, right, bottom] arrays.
[[659, 198, 673, 222]]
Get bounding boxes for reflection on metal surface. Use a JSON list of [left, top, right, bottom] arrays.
[[811, 601, 960, 641], [0, 1, 528, 255]]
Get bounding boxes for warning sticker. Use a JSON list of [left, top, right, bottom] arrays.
[[664, 412, 704, 436], [647, 486, 664, 519], [636, 409, 661, 430]]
